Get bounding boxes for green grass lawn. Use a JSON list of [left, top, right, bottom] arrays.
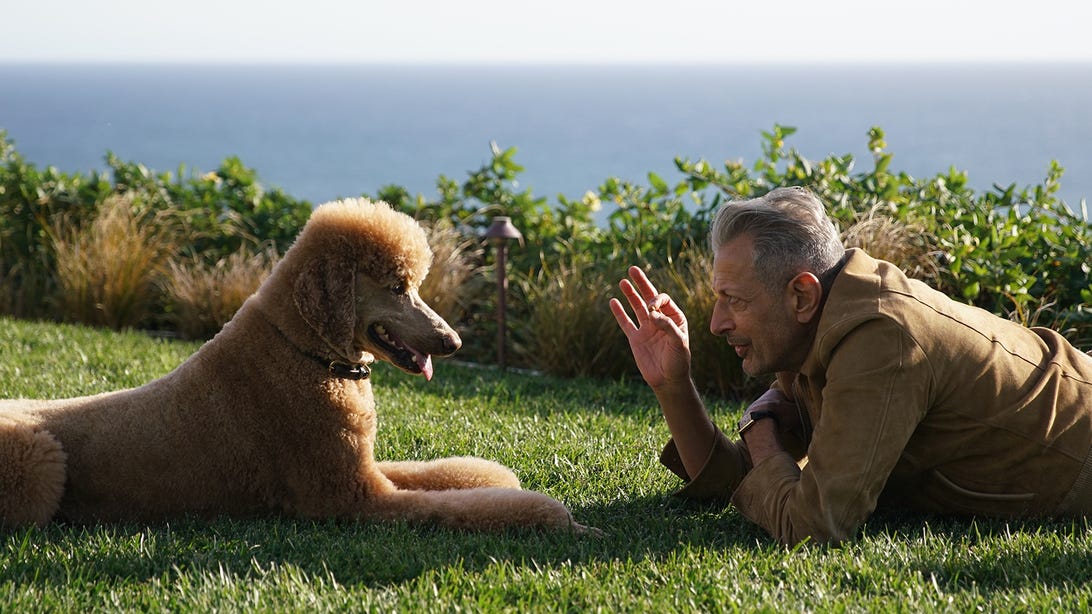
[[3, 317, 1092, 612]]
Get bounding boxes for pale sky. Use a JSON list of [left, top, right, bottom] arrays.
[[3, 0, 1090, 63]]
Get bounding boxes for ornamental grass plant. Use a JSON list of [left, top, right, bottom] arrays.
[[50, 193, 180, 330], [518, 258, 633, 379], [418, 220, 484, 327], [840, 206, 941, 285], [163, 244, 280, 340]]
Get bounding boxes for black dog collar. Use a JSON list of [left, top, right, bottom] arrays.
[[269, 322, 370, 381], [327, 360, 371, 380]]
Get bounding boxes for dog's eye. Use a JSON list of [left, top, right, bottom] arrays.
[[390, 282, 406, 296]]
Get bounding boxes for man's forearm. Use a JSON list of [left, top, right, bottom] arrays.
[[653, 379, 717, 479]]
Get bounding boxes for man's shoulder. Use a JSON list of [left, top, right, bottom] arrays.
[[832, 249, 959, 317], [815, 249, 985, 354], [838, 249, 924, 294], [823, 248, 1035, 357]]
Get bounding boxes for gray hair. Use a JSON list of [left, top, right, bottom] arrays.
[[709, 187, 844, 291]]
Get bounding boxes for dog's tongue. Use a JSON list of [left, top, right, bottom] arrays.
[[407, 344, 433, 381], [419, 354, 434, 381]]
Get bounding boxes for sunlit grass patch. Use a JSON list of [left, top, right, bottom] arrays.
[[4, 318, 1092, 612]]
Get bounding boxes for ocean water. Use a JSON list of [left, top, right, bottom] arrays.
[[1, 63, 1090, 210]]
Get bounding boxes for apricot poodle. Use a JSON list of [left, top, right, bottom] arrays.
[[0, 198, 588, 533]]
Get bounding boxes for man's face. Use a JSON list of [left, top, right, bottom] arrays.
[[709, 234, 814, 376]]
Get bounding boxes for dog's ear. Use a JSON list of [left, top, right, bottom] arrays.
[[293, 250, 358, 358]]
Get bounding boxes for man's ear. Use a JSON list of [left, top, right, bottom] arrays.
[[787, 272, 823, 324], [293, 251, 358, 359]]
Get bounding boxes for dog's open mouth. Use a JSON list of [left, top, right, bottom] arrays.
[[368, 324, 434, 380]]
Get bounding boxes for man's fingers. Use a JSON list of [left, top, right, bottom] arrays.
[[618, 279, 651, 322], [627, 265, 660, 302], [612, 293, 681, 344], [646, 293, 671, 314], [646, 307, 683, 338], [608, 297, 638, 336]]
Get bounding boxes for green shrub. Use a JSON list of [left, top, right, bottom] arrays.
[[104, 153, 313, 262], [677, 125, 1092, 352], [2, 123, 1089, 398], [0, 131, 111, 316]]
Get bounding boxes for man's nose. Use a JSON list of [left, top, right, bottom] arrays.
[[709, 304, 733, 336]]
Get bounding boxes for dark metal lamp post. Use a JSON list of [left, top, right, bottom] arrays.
[[483, 216, 522, 370]]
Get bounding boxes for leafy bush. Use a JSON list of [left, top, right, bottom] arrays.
[[104, 153, 313, 261], [2, 124, 1089, 399], [0, 130, 312, 321], [676, 125, 1092, 351], [0, 133, 111, 316]]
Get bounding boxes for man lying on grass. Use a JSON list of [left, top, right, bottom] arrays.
[[610, 186, 1092, 546]]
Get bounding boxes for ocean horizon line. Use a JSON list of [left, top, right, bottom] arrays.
[[2, 62, 1088, 207], [3, 59, 1092, 68]]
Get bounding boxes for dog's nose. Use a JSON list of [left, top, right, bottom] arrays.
[[443, 333, 462, 355]]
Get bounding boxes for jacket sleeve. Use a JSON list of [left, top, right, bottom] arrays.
[[730, 318, 932, 545], [659, 425, 750, 500]]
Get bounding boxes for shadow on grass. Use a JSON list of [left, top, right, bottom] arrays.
[[0, 496, 739, 589], [6, 498, 1092, 593]]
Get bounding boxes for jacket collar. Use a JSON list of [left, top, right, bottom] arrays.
[[799, 248, 878, 379]]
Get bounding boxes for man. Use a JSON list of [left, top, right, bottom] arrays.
[[610, 186, 1092, 546]]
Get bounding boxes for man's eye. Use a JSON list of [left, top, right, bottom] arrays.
[[725, 295, 748, 309]]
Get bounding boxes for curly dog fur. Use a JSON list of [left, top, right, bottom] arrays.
[[0, 198, 587, 532]]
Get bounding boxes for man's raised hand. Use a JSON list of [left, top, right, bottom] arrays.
[[609, 266, 693, 389]]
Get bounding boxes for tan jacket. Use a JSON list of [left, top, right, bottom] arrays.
[[662, 249, 1092, 545]]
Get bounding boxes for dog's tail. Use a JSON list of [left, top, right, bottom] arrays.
[[0, 417, 66, 527]]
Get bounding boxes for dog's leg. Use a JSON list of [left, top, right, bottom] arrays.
[[0, 417, 67, 527], [376, 457, 521, 490], [364, 486, 594, 533]]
